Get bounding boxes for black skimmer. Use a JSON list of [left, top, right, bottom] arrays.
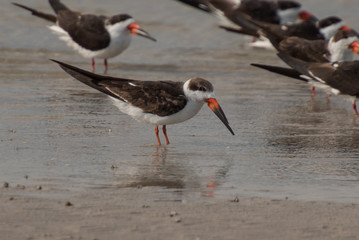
[[211, 0, 307, 25], [263, 29, 359, 63], [259, 53, 359, 115], [212, 0, 319, 48], [175, 0, 313, 39], [222, 15, 345, 49], [252, 16, 347, 45], [51, 60, 235, 145], [176, 0, 304, 23], [252, 29, 359, 95], [12, 1, 156, 73]]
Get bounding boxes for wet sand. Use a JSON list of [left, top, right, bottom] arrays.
[[1, 185, 359, 240], [1, 0, 359, 239]]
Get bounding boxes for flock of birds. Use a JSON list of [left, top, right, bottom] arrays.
[[11, 0, 359, 145], [178, 0, 359, 112]]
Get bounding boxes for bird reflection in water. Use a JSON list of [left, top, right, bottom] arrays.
[[110, 146, 234, 200], [152, 145, 168, 165]]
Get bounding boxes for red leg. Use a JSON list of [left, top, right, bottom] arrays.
[[326, 93, 332, 104], [311, 85, 316, 97], [352, 100, 359, 115], [91, 58, 95, 72], [104, 59, 108, 74], [154, 125, 161, 145], [162, 125, 170, 145]]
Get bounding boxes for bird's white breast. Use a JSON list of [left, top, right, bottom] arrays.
[[109, 96, 205, 126]]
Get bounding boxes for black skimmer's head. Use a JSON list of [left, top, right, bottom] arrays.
[[51, 59, 234, 145], [184, 78, 235, 137], [12, 1, 156, 73], [276, 1, 306, 24], [106, 14, 157, 42], [317, 16, 348, 40], [328, 29, 359, 62]]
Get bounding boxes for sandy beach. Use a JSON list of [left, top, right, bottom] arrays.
[[1, 184, 359, 240]]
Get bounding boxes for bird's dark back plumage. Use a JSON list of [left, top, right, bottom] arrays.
[[57, 12, 111, 51]]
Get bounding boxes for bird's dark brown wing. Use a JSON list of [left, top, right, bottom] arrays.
[[99, 80, 187, 116], [308, 61, 359, 96], [262, 20, 322, 41], [51, 60, 187, 116], [57, 11, 110, 51], [277, 52, 313, 77], [279, 37, 329, 62]]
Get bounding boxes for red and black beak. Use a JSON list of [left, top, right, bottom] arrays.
[[340, 25, 352, 31], [349, 41, 359, 53], [298, 11, 316, 22], [127, 22, 157, 42], [206, 98, 235, 135]]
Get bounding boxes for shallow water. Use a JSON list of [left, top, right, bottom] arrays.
[[1, 0, 359, 203]]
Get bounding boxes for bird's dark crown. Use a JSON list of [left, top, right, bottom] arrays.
[[107, 14, 133, 25], [188, 78, 214, 92], [332, 29, 359, 42], [317, 16, 342, 29], [277, 1, 301, 10]]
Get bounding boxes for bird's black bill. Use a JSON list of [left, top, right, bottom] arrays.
[[135, 28, 157, 42], [128, 22, 157, 42], [206, 98, 235, 136]]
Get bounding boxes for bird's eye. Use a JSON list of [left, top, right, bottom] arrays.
[[199, 87, 206, 91]]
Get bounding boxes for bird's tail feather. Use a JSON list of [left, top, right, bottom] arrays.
[[50, 59, 132, 100], [12, 2, 57, 23], [251, 63, 308, 82]]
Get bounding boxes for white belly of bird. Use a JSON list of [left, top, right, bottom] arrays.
[[109, 96, 205, 125], [248, 37, 274, 50], [48, 25, 131, 59]]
